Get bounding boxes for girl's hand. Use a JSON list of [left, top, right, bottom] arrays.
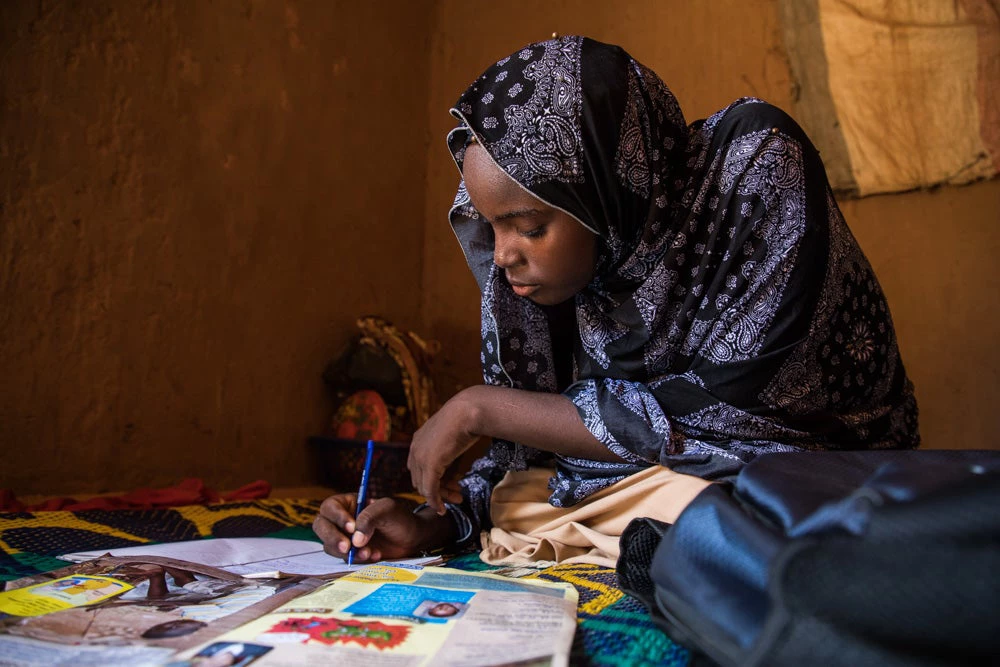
[[407, 384, 614, 516], [312, 494, 455, 562], [408, 388, 482, 514]]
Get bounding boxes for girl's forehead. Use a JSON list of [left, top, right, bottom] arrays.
[[463, 145, 549, 211]]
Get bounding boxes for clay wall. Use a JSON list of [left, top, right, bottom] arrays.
[[1, 1, 433, 493], [2, 1, 996, 495]]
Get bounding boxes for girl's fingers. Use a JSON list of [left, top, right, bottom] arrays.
[[417, 469, 445, 515], [316, 524, 348, 553], [318, 494, 357, 527], [353, 497, 404, 539], [351, 547, 381, 563], [408, 453, 445, 514], [312, 514, 351, 556]]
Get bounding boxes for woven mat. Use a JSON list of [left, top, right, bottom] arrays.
[[0, 499, 687, 666], [0, 499, 321, 583]]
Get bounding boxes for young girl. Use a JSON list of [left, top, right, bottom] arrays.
[[313, 36, 918, 566]]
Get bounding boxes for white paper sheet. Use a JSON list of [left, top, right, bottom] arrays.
[[58, 537, 437, 577]]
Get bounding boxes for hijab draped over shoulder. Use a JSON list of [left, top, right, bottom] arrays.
[[446, 36, 918, 528]]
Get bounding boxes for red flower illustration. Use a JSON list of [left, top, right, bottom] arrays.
[[267, 616, 410, 650]]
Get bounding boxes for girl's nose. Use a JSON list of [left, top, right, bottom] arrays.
[[493, 232, 521, 269]]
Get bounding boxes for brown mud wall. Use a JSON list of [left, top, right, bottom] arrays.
[[2, 1, 996, 495]]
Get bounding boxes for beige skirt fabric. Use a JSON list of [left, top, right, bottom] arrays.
[[480, 465, 712, 568]]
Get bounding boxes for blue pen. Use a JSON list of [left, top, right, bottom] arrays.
[[347, 439, 375, 565]]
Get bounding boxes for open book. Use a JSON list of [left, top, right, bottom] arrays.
[[2, 557, 578, 666], [173, 563, 579, 667], [59, 537, 440, 578], [0, 542, 443, 665], [0, 553, 326, 665]]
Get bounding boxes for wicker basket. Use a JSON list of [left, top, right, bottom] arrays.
[[309, 437, 413, 498]]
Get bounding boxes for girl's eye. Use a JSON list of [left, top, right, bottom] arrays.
[[520, 226, 546, 239]]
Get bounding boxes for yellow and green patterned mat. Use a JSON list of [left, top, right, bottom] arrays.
[[0, 499, 687, 666]]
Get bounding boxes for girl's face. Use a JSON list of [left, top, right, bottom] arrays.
[[462, 143, 597, 306]]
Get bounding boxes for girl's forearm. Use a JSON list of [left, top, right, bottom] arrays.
[[460, 384, 622, 462]]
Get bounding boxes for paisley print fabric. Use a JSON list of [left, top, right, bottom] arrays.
[[455, 37, 586, 187], [446, 37, 918, 530]]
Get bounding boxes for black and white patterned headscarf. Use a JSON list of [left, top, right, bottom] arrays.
[[447, 37, 918, 527]]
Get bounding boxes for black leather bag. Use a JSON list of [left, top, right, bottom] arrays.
[[618, 450, 1000, 666]]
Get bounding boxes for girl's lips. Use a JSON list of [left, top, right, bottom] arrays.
[[510, 283, 539, 297]]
